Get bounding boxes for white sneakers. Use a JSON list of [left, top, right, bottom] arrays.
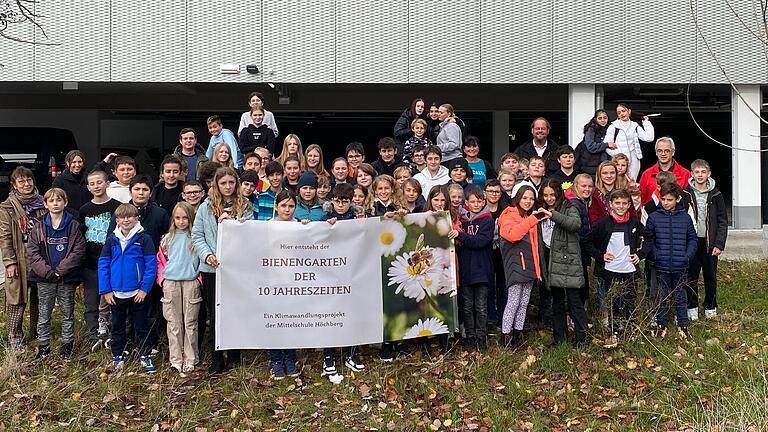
[[688, 307, 718, 320]]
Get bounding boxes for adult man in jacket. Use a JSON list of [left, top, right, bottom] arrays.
[[514, 117, 560, 177]]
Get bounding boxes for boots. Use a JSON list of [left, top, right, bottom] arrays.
[[501, 333, 512, 349], [511, 329, 523, 348]]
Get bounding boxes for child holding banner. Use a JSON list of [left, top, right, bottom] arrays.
[[269, 190, 305, 379], [192, 167, 253, 375], [156, 202, 201, 374], [320, 183, 366, 373], [365, 175, 407, 218]]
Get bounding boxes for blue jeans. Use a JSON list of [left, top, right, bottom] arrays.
[[655, 270, 688, 327], [596, 277, 608, 314], [270, 349, 297, 365], [110, 295, 151, 357]]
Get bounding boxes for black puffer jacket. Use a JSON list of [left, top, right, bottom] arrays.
[[52, 170, 92, 216], [575, 126, 609, 177], [394, 109, 417, 145]]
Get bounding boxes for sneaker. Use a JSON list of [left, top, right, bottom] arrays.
[[322, 356, 337, 375], [171, 363, 183, 373], [687, 308, 699, 321], [182, 364, 195, 373], [463, 337, 477, 353], [603, 334, 618, 349], [344, 355, 365, 372], [600, 316, 610, 328], [97, 319, 109, 336], [285, 361, 300, 377], [271, 362, 285, 380], [140, 355, 157, 374], [88, 338, 103, 353], [60, 342, 74, 359], [379, 343, 394, 362], [653, 325, 668, 339], [677, 326, 690, 340], [36, 344, 51, 361], [150, 347, 159, 357], [704, 308, 717, 319], [113, 355, 125, 369]]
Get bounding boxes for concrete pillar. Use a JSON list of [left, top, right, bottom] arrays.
[[568, 84, 596, 148], [731, 85, 762, 228], [492, 111, 510, 167]]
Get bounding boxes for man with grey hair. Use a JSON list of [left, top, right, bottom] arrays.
[[638, 136, 692, 204]]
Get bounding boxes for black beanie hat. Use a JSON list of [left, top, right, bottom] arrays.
[[297, 171, 318, 189]]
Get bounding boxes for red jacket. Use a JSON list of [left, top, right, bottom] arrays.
[[638, 160, 691, 204]]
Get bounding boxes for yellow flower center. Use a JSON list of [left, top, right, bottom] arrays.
[[416, 329, 433, 337], [380, 231, 395, 246], [407, 262, 427, 276]]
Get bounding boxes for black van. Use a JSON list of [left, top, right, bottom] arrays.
[[0, 128, 77, 200]]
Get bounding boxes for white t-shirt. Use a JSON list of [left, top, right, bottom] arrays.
[[605, 231, 635, 274]]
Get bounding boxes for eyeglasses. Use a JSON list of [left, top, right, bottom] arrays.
[[15, 178, 34, 185], [656, 149, 672, 154], [183, 190, 203, 195], [347, 154, 362, 160], [332, 198, 351, 204], [485, 190, 501, 194]]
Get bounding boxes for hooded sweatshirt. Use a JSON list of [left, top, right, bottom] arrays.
[[689, 177, 715, 237], [413, 165, 450, 200], [106, 181, 131, 203], [44, 211, 74, 269]]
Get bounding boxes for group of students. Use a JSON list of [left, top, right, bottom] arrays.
[[0, 98, 728, 380]]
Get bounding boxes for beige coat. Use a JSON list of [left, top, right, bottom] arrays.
[[0, 206, 37, 305]]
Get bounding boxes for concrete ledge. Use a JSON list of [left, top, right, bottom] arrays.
[[720, 228, 768, 261]]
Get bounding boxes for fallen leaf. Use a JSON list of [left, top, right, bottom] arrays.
[[358, 384, 371, 399], [626, 360, 637, 370], [71, 392, 81, 401]]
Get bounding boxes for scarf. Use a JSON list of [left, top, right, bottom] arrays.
[[610, 210, 630, 224], [1, 187, 45, 238]]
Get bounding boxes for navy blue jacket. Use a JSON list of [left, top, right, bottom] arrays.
[[456, 207, 495, 286], [26, 212, 86, 284], [98, 226, 157, 295], [108, 201, 169, 249], [445, 179, 473, 197], [639, 208, 697, 272]]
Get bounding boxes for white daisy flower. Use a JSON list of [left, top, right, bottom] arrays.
[[436, 267, 457, 297], [378, 220, 407, 256], [404, 212, 434, 228], [431, 247, 451, 269], [387, 251, 444, 301], [436, 217, 452, 236], [403, 318, 449, 339]]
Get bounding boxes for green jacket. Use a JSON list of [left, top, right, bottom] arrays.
[[545, 200, 584, 289]]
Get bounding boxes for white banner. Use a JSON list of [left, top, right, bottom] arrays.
[[215, 218, 384, 349]]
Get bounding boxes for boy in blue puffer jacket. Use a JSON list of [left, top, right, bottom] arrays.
[[638, 183, 697, 339], [98, 203, 158, 373]]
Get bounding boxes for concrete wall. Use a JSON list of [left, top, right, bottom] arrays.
[[1, 0, 765, 84]]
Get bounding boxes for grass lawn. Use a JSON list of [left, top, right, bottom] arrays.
[[0, 260, 766, 431]]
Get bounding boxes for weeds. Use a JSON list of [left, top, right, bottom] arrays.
[[0, 261, 766, 430]]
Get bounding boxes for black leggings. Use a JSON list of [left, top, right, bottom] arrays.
[[201, 272, 240, 365]]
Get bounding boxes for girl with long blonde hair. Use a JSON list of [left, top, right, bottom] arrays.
[[275, 134, 307, 169]]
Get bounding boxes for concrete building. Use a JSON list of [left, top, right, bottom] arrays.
[[0, 0, 766, 229]]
